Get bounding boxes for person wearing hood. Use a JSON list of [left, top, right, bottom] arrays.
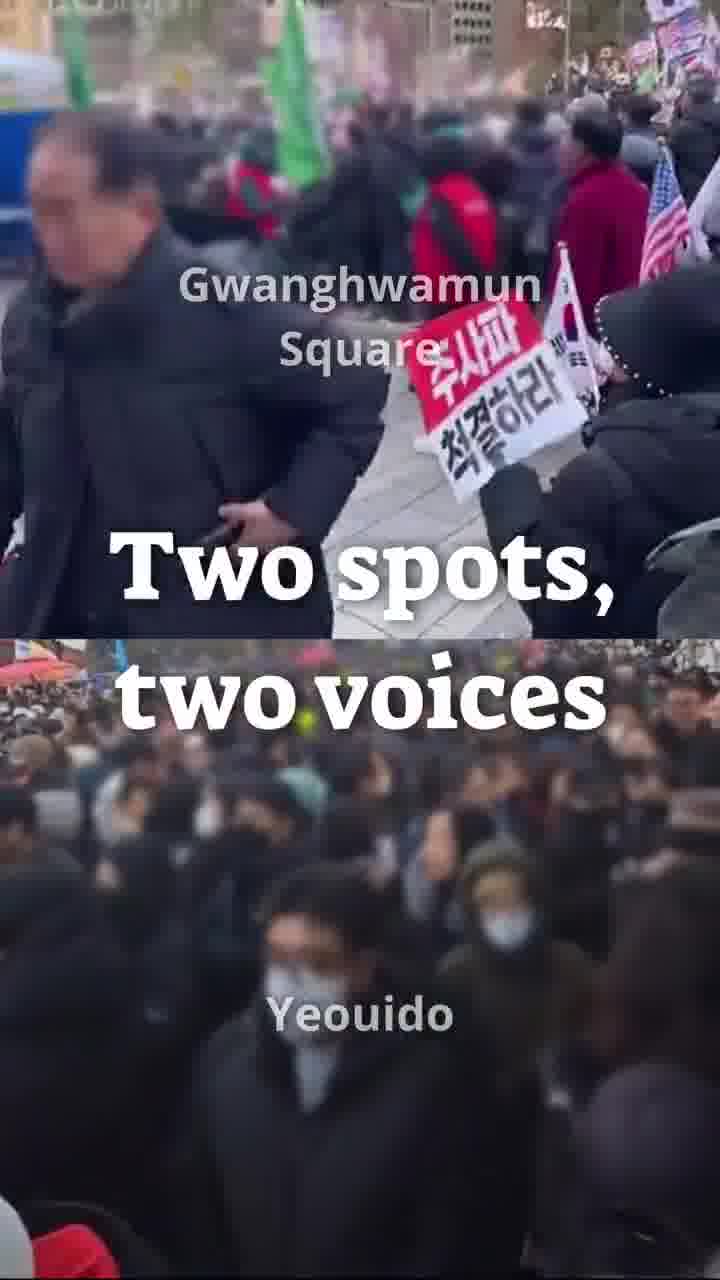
[[183, 776, 306, 1031], [95, 835, 179, 948], [543, 752, 623, 960], [509, 99, 559, 206], [143, 778, 201, 868], [92, 740, 169, 850], [670, 74, 720, 206], [0, 866, 158, 1216], [404, 803, 497, 957], [0, 784, 79, 876], [439, 838, 593, 1272], [226, 127, 281, 240], [173, 862, 487, 1274], [440, 837, 592, 1088], [653, 670, 716, 786], [506, 97, 564, 283], [480, 262, 720, 637], [93, 831, 204, 1138], [411, 116, 499, 318]]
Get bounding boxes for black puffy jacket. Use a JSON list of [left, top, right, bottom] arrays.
[[480, 393, 720, 638], [0, 227, 387, 637]]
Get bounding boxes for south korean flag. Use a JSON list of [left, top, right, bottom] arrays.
[[544, 243, 601, 415]]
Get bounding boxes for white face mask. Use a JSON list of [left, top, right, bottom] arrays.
[[482, 908, 536, 952], [264, 964, 348, 1046], [193, 797, 223, 840]]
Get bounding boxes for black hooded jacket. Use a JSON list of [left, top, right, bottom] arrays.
[[480, 393, 720, 637], [670, 102, 720, 205], [0, 868, 159, 1212], [183, 830, 296, 1030], [172, 991, 498, 1276]]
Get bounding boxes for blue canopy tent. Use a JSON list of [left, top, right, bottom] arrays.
[[0, 48, 64, 263]]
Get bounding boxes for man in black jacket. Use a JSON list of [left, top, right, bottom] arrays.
[[670, 75, 720, 205], [620, 94, 660, 189], [174, 863, 507, 1276], [0, 110, 387, 637], [480, 263, 720, 638]]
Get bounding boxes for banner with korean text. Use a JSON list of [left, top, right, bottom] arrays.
[[646, 0, 695, 23], [404, 299, 587, 503]]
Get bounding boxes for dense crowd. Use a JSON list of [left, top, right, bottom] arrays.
[[5, 76, 720, 639], [155, 74, 720, 324], [0, 645, 719, 1273]]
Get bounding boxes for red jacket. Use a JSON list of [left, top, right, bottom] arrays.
[[549, 160, 649, 335], [226, 162, 279, 240], [412, 173, 498, 308]]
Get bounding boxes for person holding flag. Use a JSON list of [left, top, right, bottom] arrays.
[[640, 142, 690, 281], [479, 262, 720, 638]]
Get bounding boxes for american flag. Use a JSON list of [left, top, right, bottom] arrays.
[[640, 145, 690, 282]]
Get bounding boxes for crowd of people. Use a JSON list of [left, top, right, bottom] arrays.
[[155, 73, 720, 327], [0, 643, 718, 1273], [2, 70, 720, 639]]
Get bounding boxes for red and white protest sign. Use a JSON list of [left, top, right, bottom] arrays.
[[404, 298, 587, 503]]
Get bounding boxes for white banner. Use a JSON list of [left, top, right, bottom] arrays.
[[427, 343, 587, 501], [405, 301, 587, 504], [646, 0, 696, 23]]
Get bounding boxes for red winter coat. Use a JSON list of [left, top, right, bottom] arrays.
[[549, 160, 649, 335], [412, 173, 498, 309]]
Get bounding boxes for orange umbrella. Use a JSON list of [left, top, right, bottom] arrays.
[[0, 658, 82, 687]]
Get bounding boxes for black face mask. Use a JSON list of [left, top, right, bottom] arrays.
[[552, 808, 616, 851]]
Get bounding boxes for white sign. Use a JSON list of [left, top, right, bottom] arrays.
[[427, 342, 587, 502], [645, 0, 696, 24], [406, 300, 588, 503]]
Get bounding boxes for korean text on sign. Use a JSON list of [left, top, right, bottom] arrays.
[[405, 299, 587, 503]]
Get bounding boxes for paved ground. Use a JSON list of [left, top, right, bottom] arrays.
[[325, 319, 583, 638], [0, 280, 581, 639]]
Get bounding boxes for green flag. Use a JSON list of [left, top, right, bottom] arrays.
[[62, 0, 94, 110], [260, 0, 329, 188]]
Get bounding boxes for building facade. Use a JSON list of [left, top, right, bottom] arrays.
[[262, 0, 528, 89], [0, 0, 48, 52]]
